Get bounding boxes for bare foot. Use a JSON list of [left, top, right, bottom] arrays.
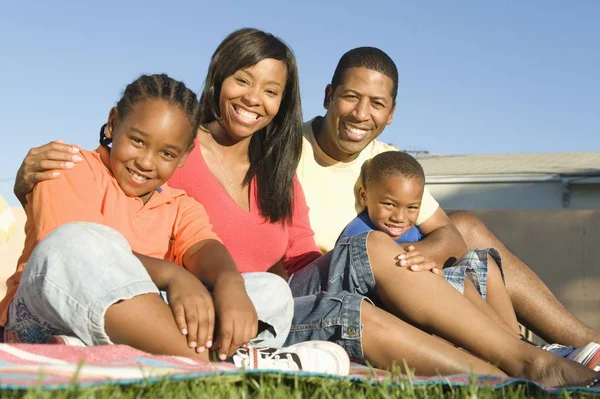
[[523, 353, 599, 387]]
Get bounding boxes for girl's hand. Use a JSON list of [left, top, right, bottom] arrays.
[[15, 140, 82, 204], [396, 245, 443, 276], [212, 274, 258, 360], [166, 268, 215, 353]]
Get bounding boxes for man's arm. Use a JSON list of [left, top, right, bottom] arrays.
[[409, 207, 467, 268]]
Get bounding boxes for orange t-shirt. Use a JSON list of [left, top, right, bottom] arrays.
[[0, 146, 220, 326]]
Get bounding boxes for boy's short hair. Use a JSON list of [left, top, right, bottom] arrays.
[[363, 151, 425, 187]]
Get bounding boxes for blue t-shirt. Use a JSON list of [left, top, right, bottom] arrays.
[[339, 210, 424, 244]]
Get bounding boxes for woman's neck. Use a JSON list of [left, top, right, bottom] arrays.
[[204, 121, 251, 162]]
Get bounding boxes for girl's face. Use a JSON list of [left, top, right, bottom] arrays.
[[105, 99, 193, 203], [218, 58, 288, 141]]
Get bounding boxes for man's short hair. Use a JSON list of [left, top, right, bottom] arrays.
[[363, 151, 425, 187], [331, 47, 399, 101]]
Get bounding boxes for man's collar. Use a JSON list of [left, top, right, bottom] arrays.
[[304, 116, 372, 167]]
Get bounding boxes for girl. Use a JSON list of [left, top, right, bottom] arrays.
[[1, 73, 348, 375]]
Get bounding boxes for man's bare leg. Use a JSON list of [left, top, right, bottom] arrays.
[[449, 211, 600, 346]]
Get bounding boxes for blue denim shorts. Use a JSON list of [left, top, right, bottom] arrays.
[[285, 232, 374, 361], [286, 232, 503, 361]]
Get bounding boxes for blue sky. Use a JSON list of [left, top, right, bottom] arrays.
[[1, 0, 599, 205]]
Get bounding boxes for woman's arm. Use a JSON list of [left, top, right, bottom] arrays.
[[14, 140, 82, 206]]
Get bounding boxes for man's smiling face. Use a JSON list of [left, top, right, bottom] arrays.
[[320, 67, 396, 162]]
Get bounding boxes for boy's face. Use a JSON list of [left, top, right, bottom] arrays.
[[105, 99, 193, 203], [321, 67, 396, 162], [359, 174, 424, 239]]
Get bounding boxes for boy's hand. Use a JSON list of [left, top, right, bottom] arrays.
[[212, 274, 258, 360], [166, 268, 215, 353], [396, 245, 443, 276]]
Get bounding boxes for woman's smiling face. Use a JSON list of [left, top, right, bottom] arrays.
[[217, 58, 288, 141]]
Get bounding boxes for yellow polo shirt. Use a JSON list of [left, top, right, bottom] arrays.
[[297, 117, 439, 253]]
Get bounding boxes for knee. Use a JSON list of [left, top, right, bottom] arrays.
[[268, 274, 294, 316], [448, 211, 490, 243], [366, 231, 404, 274], [37, 222, 126, 252], [448, 211, 481, 231], [249, 273, 294, 316], [366, 230, 395, 251], [28, 222, 132, 279], [266, 273, 292, 296]]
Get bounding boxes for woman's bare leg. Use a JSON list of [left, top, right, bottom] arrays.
[[105, 293, 209, 361], [367, 231, 598, 386], [361, 302, 506, 376]]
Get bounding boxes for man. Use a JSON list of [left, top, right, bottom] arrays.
[[296, 46, 600, 347]]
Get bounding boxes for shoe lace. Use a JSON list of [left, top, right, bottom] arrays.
[[256, 349, 300, 371]]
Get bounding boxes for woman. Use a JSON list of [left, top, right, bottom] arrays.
[[13, 28, 599, 388]]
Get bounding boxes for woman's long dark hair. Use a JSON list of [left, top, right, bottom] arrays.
[[199, 28, 303, 224]]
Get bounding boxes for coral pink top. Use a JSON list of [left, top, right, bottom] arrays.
[[169, 141, 321, 274]]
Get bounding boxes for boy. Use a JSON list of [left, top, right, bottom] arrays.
[[340, 151, 522, 337]]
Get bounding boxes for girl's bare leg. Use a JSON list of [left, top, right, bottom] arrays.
[[367, 231, 598, 386], [105, 293, 209, 361]]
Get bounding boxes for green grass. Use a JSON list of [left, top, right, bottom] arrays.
[[2, 371, 599, 399]]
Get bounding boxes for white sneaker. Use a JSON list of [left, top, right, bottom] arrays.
[[566, 342, 600, 371], [232, 341, 350, 376], [48, 335, 87, 347]]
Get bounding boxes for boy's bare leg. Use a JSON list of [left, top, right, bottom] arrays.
[[449, 211, 600, 346], [367, 231, 598, 386], [461, 277, 520, 338], [484, 256, 521, 336], [361, 302, 506, 376], [105, 293, 210, 361]]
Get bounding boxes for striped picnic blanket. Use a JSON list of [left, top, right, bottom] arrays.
[[0, 343, 598, 393]]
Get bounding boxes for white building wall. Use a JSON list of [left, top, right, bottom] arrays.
[[425, 181, 600, 211]]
